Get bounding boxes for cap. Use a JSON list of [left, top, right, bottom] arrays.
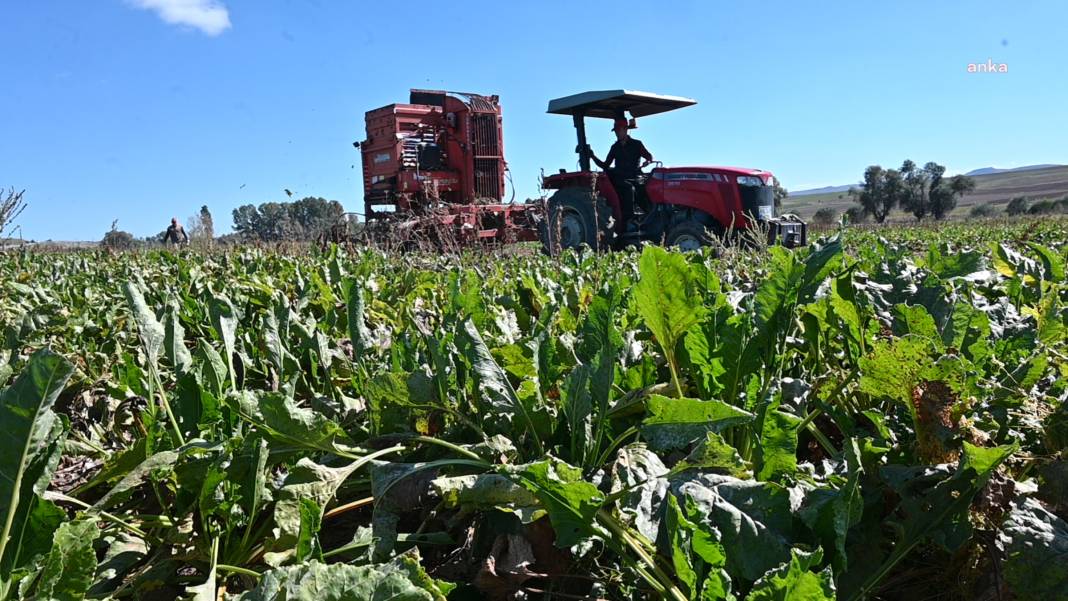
[[612, 117, 629, 131]]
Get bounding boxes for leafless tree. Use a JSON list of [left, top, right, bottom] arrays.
[[1, 188, 27, 238]]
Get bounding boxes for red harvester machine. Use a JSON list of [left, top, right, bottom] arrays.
[[356, 89, 540, 246]]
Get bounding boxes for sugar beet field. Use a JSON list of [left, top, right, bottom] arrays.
[[1, 219, 1066, 601]]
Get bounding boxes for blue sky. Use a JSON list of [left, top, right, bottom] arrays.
[[2, 0, 1065, 241]]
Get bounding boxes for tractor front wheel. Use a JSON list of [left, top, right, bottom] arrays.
[[540, 189, 613, 254], [664, 219, 715, 251]]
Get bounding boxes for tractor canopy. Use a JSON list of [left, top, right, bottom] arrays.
[[547, 90, 696, 119]]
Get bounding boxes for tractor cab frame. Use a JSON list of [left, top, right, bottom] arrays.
[[540, 89, 806, 252]]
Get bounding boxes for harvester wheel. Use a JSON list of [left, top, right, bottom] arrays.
[[664, 219, 715, 251], [540, 188, 613, 254]]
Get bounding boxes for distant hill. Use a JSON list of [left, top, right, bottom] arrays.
[[790, 184, 858, 197], [783, 164, 1068, 221], [963, 164, 1063, 176]]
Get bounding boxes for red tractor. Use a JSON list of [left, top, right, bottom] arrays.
[[540, 90, 806, 252]]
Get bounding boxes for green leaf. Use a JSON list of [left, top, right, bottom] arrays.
[[123, 282, 164, 375], [266, 449, 399, 566], [608, 445, 670, 542], [923, 247, 985, 279], [858, 337, 931, 404], [1026, 242, 1066, 281], [209, 294, 239, 391], [676, 432, 751, 479], [747, 547, 835, 601], [459, 319, 542, 453], [574, 288, 622, 470], [264, 309, 295, 383], [176, 372, 219, 437], [1027, 289, 1065, 346], [674, 475, 796, 582], [0, 349, 75, 587], [345, 279, 372, 357], [92, 449, 182, 511], [233, 555, 453, 601], [663, 494, 699, 594], [226, 390, 357, 456], [755, 398, 801, 483], [34, 519, 100, 601], [641, 394, 754, 451], [163, 302, 193, 377], [634, 245, 705, 396], [659, 493, 735, 600], [634, 247, 705, 352], [850, 442, 1017, 599], [511, 458, 605, 548], [891, 304, 940, 344], [798, 236, 844, 304], [365, 372, 432, 436], [295, 498, 323, 563], [266, 459, 359, 566], [196, 344, 228, 399], [431, 474, 538, 510], [800, 439, 864, 574], [999, 498, 1068, 601]]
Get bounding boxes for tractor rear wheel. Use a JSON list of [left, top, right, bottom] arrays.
[[664, 219, 715, 251], [540, 188, 614, 254]]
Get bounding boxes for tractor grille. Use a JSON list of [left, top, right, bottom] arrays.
[[474, 158, 501, 199], [470, 113, 499, 157]]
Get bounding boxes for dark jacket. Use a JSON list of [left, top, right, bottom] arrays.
[[164, 224, 188, 244]]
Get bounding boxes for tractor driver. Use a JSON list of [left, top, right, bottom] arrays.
[[591, 117, 653, 227]]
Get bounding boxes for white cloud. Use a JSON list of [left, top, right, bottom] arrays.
[[128, 0, 231, 36]]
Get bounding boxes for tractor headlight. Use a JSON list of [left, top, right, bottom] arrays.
[[737, 176, 763, 186]]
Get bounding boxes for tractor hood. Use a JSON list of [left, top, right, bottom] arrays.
[[653, 166, 775, 186]]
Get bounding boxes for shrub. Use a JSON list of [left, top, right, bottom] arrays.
[[101, 220, 137, 250], [1006, 196, 1029, 216], [843, 206, 869, 224], [1027, 198, 1068, 215], [812, 207, 839, 225], [969, 204, 999, 218]]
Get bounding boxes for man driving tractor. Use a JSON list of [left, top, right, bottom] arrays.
[[591, 117, 653, 226]]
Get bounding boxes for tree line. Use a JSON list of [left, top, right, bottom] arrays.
[[231, 197, 344, 242], [99, 197, 346, 249], [848, 160, 975, 223]]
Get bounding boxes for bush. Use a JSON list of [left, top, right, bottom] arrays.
[[1027, 197, 1068, 215], [843, 206, 869, 224], [970, 204, 998, 218], [1006, 196, 1029, 216], [812, 207, 839, 225], [101, 221, 137, 250]]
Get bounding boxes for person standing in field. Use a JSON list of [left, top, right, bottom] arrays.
[[163, 217, 189, 245]]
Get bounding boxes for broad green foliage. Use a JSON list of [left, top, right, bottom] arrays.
[[0, 218, 1065, 599], [0, 350, 74, 600], [998, 498, 1068, 601], [233, 555, 452, 601], [511, 458, 605, 548], [635, 245, 705, 396], [747, 548, 835, 601], [641, 394, 754, 451], [34, 519, 100, 601]]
